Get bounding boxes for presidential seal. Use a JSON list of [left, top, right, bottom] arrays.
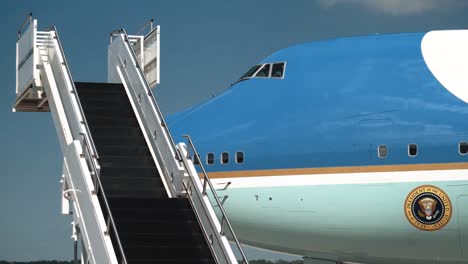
[[404, 185, 452, 231]]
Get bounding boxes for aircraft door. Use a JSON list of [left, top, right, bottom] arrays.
[[459, 195, 468, 258], [354, 118, 393, 166]]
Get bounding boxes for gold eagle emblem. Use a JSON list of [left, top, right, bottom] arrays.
[[404, 185, 452, 231]]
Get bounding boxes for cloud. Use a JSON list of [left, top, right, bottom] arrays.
[[318, 0, 466, 15]]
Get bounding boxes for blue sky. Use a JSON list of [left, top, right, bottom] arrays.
[[2, 0, 468, 261]]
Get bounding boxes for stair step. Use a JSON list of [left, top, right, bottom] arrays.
[[116, 231, 206, 247], [101, 175, 164, 189], [99, 167, 159, 178], [111, 208, 196, 222], [93, 135, 147, 146], [114, 217, 199, 229], [85, 116, 139, 127], [86, 112, 137, 119], [81, 103, 134, 113], [77, 88, 126, 97], [78, 92, 130, 102], [108, 197, 192, 209], [82, 108, 136, 118], [99, 155, 155, 168], [123, 244, 213, 259], [114, 220, 202, 235], [104, 187, 167, 199], [100, 174, 162, 182], [76, 82, 124, 92], [80, 96, 131, 107], [126, 258, 216, 264], [90, 126, 143, 138], [97, 145, 151, 156]]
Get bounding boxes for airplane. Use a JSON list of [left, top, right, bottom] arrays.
[[166, 30, 468, 264]]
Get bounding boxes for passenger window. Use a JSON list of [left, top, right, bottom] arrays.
[[408, 144, 418, 157], [378, 145, 388, 158], [221, 152, 229, 164], [255, 64, 270, 77], [271, 63, 285, 78], [460, 142, 468, 155], [207, 153, 214, 165], [236, 152, 244, 163], [240, 65, 261, 79]]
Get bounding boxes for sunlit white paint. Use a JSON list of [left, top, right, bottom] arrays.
[[422, 30, 468, 103], [212, 169, 468, 189]]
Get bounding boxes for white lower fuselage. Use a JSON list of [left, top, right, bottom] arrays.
[[210, 167, 468, 264]]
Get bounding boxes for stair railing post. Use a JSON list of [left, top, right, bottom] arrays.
[[106, 216, 111, 236], [220, 215, 225, 236], [93, 172, 99, 195], [72, 222, 79, 264], [202, 176, 208, 195], [74, 240, 78, 264], [185, 137, 190, 159]]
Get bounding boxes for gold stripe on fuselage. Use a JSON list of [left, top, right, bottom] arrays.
[[201, 162, 468, 179]]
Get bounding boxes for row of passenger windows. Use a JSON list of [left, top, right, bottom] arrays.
[[193, 152, 244, 165], [193, 142, 468, 165], [240, 62, 285, 80], [377, 142, 468, 158]]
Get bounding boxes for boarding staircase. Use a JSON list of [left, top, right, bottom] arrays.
[[13, 15, 248, 264]]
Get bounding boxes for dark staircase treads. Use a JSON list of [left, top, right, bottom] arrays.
[[85, 116, 139, 127], [97, 145, 151, 156], [99, 156, 156, 168], [99, 167, 158, 178], [93, 135, 147, 146], [75, 82, 216, 264]]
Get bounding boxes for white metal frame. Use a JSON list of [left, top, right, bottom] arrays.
[[108, 30, 184, 196], [16, 17, 39, 96], [15, 18, 122, 264], [14, 17, 49, 112], [42, 28, 121, 264], [143, 26, 160, 87]]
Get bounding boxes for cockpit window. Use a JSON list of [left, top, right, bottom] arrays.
[[271, 63, 285, 78], [236, 62, 286, 83], [240, 65, 262, 79], [255, 64, 271, 77]]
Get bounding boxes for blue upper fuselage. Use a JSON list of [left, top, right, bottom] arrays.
[[167, 32, 468, 172]]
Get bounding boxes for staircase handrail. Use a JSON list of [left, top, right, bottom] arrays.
[[51, 26, 100, 160], [79, 133, 128, 264], [182, 135, 249, 264], [113, 28, 181, 161], [43, 26, 128, 264]]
